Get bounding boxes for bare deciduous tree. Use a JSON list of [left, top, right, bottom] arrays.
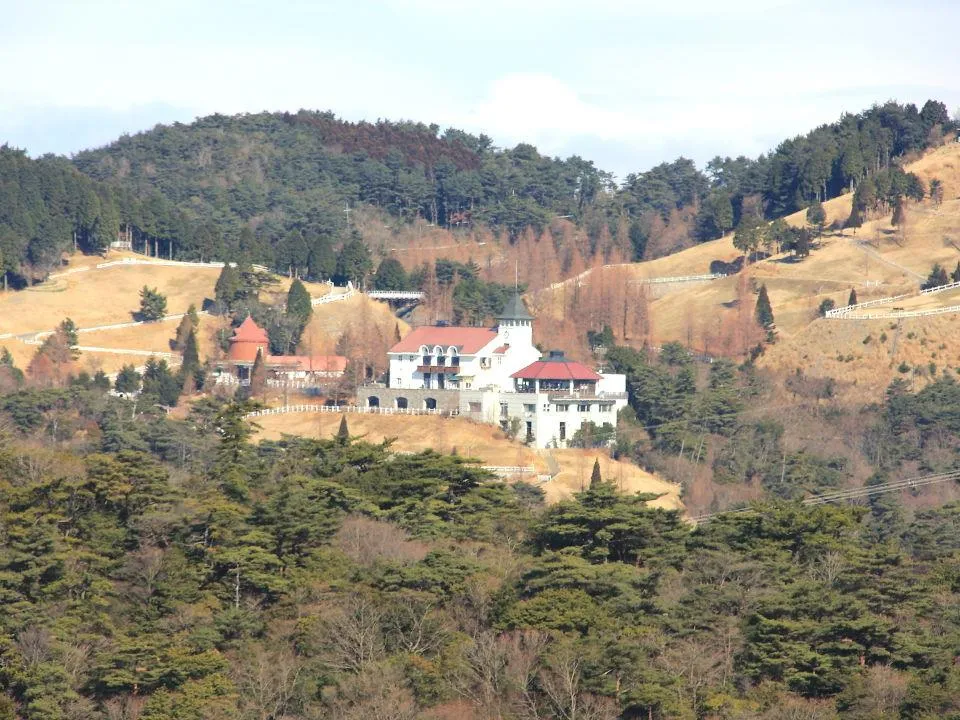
[[232, 644, 303, 720]]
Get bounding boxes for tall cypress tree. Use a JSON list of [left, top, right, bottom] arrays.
[[847, 288, 858, 306], [590, 458, 602, 488], [181, 328, 200, 376], [755, 284, 774, 328], [336, 415, 350, 444]]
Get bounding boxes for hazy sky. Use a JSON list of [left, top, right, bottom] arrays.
[[2, 0, 958, 178]]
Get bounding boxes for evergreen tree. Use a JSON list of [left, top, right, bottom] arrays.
[[891, 198, 905, 227], [755, 284, 774, 328], [951, 261, 960, 283], [848, 288, 858, 306], [138, 286, 167, 321], [172, 313, 194, 351], [181, 328, 200, 376], [115, 364, 141, 394], [844, 206, 863, 233], [286, 279, 313, 324], [373, 257, 409, 290], [733, 212, 767, 261], [248, 348, 266, 399], [805, 199, 826, 236], [336, 415, 350, 444], [334, 238, 373, 286], [930, 178, 944, 206], [922, 263, 949, 290], [394, 322, 402, 344], [590, 458, 602, 488], [59, 318, 79, 348], [214, 264, 242, 312]]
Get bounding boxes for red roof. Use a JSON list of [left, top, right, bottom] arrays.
[[390, 326, 497, 355], [492, 344, 509, 354], [266, 355, 347, 373], [512, 360, 603, 381], [228, 317, 270, 362], [231, 316, 269, 344]]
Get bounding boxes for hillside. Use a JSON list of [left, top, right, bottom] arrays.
[[253, 411, 683, 511], [0, 251, 408, 377], [530, 140, 960, 398]]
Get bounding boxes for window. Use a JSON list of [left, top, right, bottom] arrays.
[[559, 422, 566, 441], [578, 404, 590, 412], [500, 402, 509, 418], [525, 421, 533, 442], [468, 402, 482, 413], [555, 404, 569, 412], [599, 404, 611, 412], [422, 355, 431, 366], [480, 357, 492, 369], [437, 356, 446, 367], [451, 356, 460, 366], [523, 404, 536, 413]]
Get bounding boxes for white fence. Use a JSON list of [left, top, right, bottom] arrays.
[[93, 258, 269, 272], [482, 465, 535, 476], [825, 292, 916, 318], [312, 288, 356, 305], [367, 290, 425, 300], [842, 303, 960, 320], [246, 404, 458, 418], [920, 279, 960, 295], [632, 273, 724, 285]]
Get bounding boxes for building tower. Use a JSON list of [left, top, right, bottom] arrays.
[[496, 292, 534, 351]]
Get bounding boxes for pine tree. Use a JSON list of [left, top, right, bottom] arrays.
[[249, 348, 266, 399], [214, 264, 241, 312], [115, 364, 141, 394], [848, 288, 858, 307], [286, 279, 313, 323], [138, 286, 167, 321], [590, 458, 602, 488], [951, 261, 960, 283], [755, 284, 774, 328], [172, 314, 193, 351], [930, 178, 944, 206], [394, 322, 402, 344], [336, 415, 350, 444], [844, 206, 863, 234], [805, 199, 826, 237], [891, 199, 905, 227], [181, 328, 200, 376]]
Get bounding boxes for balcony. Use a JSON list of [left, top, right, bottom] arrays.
[[546, 391, 628, 402]]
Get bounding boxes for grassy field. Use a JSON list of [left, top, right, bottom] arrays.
[[0, 251, 342, 375]]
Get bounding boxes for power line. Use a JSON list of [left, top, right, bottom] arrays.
[[692, 470, 960, 525]]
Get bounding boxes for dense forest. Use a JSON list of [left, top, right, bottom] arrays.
[[1, 359, 960, 718], [0, 99, 950, 289]]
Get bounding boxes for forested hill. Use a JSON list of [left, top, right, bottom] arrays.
[[0, 100, 953, 286]]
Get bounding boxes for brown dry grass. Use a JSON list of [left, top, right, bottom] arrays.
[[252, 411, 683, 510], [544, 449, 683, 510], [254, 411, 542, 468]]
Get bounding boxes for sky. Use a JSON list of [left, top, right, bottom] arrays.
[[2, 0, 959, 179]]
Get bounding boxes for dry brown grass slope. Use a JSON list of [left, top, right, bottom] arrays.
[[253, 411, 683, 510]]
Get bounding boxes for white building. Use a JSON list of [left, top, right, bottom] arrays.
[[387, 293, 541, 392], [383, 293, 628, 448]]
